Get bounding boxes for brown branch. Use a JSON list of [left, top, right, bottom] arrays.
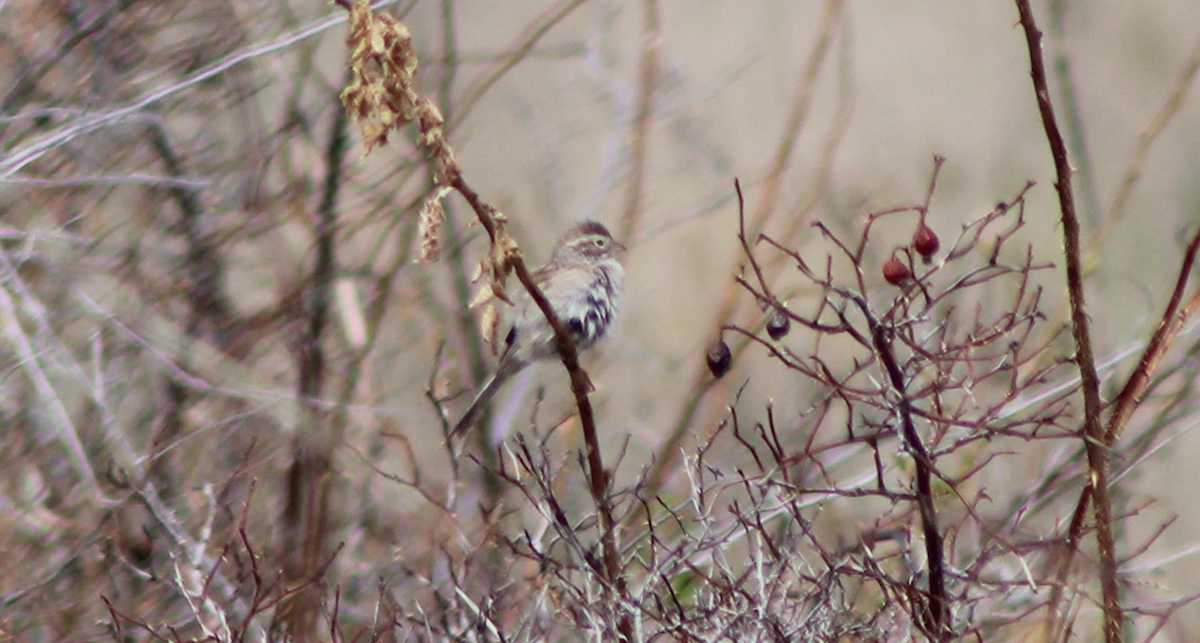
[[861, 302, 949, 638], [337, 12, 622, 609], [432, 44, 636, 642], [279, 91, 349, 639], [1046, 228, 1200, 639], [1105, 228, 1200, 444], [1013, 1, 1120, 640]]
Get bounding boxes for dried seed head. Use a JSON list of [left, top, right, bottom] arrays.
[[479, 303, 501, 355], [341, 0, 420, 154], [417, 193, 446, 262], [913, 224, 940, 263], [766, 309, 791, 340], [883, 257, 912, 286], [706, 337, 732, 378]]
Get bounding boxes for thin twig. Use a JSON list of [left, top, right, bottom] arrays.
[[1101, 35, 1200, 238], [616, 0, 660, 243], [448, 0, 592, 133], [0, 2, 399, 177]]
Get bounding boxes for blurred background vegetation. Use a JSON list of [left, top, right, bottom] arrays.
[[2, 1, 1200, 640]]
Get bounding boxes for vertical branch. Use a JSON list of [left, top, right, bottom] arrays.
[[864, 307, 948, 638], [1047, 229, 1200, 638], [148, 124, 234, 338], [147, 122, 235, 500], [616, 0, 660, 243], [1013, 2, 1120, 641], [449, 175, 632, 641], [279, 95, 348, 640]]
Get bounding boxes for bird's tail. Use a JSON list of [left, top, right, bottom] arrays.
[[449, 359, 522, 440]]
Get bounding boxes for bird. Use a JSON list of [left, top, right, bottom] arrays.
[[450, 220, 625, 440]]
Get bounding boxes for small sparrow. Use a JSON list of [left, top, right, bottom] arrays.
[[450, 220, 625, 439]]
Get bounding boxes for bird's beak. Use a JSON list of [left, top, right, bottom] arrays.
[[613, 240, 628, 253]]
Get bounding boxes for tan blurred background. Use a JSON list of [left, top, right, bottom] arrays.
[[422, 0, 1200, 626], [3, 0, 1200, 639]]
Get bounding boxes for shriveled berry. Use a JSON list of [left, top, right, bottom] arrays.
[[913, 224, 940, 263], [883, 257, 912, 286], [706, 337, 732, 378], [766, 309, 791, 340]]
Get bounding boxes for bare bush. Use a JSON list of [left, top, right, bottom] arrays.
[[3, 1, 1200, 642]]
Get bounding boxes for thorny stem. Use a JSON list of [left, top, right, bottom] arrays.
[[447, 172, 631, 641], [1049, 228, 1200, 639], [1104, 229, 1200, 444], [1014, 1, 1120, 640]]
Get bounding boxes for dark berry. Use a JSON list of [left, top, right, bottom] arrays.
[[706, 338, 732, 378], [766, 309, 791, 340]]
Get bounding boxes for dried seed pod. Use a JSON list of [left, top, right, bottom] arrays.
[[766, 309, 791, 340], [883, 257, 912, 286], [913, 223, 940, 263], [706, 337, 732, 378]]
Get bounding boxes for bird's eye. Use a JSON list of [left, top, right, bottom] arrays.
[[594, 238, 606, 247]]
